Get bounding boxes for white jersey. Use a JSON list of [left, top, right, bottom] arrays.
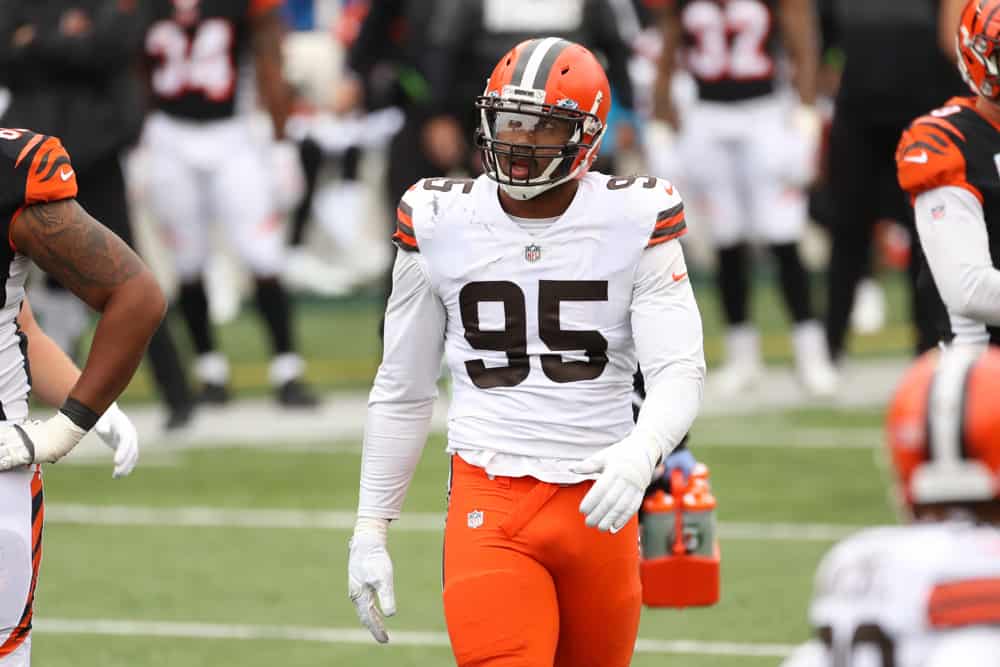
[[399, 172, 686, 460], [784, 523, 1000, 667]]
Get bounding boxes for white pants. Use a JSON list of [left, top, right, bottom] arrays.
[[143, 112, 286, 280], [677, 94, 809, 247], [0, 466, 41, 665]]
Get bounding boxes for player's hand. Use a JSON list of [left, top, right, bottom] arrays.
[[94, 402, 139, 479], [663, 448, 697, 482], [348, 517, 396, 643], [790, 104, 822, 186], [0, 412, 87, 471], [570, 434, 661, 533]]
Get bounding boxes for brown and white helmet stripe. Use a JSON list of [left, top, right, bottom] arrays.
[[509, 37, 574, 91]]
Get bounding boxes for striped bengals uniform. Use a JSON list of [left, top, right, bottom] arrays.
[[0, 128, 76, 664], [785, 523, 1000, 667], [393, 171, 687, 461], [896, 96, 1000, 346]]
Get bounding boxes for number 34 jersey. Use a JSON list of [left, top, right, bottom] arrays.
[[784, 523, 1000, 667], [389, 172, 698, 465]]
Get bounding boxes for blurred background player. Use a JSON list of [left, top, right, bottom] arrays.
[[348, 40, 704, 666], [651, 0, 839, 397], [0, 127, 165, 665], [822, 0, 966, 362], [141, 0, 317, 407], [782, 346, 1000, 667], [896, 0, 1000, 350], [0, 0, 198, 430]]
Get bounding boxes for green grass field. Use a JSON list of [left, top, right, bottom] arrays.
[[29, 272, 912, 665], [32, 405, 897, 667]]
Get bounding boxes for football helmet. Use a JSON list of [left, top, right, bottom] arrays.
[[957, 0, 1000, 100], [475, 38, 611, 200], [887, 347, 1000, 508]]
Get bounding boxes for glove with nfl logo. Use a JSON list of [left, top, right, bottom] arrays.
[[571, 433, 665, 533], [348, 517, 396, 643]]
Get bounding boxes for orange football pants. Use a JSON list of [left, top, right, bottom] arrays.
[[442, 455, 641, 667]]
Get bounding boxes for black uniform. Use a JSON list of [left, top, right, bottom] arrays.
[[897, 98, 1000, 346], [145, 0, 277, 121], [824, 0, 965, 360], [675, 0, 781, 102]]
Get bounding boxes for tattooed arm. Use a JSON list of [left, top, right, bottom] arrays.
[[11, 198, 165, 414]]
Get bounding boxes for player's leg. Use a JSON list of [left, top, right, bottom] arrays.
[[0, 467, 42, 666], [747, 114, 838, 397], [681, 119, 760, 395], [144, 115, 219, 402], [549, 484, 641, 667], [213, 127, 317, 407], [824, 111, 881, 362], [443, 457, 560, 667]]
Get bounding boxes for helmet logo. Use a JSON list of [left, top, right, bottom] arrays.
[[555, 98, 579, 110]]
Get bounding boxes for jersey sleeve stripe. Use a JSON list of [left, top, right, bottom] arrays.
[[646, 222, 687, 247], [916, 117, 966, 143], [396, 202, 415, 237], [928, 578, 1000, 628], [14, 134, 43, 168], [655, 202, 684, 224]]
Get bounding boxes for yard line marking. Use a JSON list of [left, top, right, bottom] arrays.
[[45, 504, 863, 541], [33, 618, 796, 658]]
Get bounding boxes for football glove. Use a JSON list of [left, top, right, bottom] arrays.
[[570, 433, 663, 533], [0, 412, 87, 471], [94, 402, 139, 478], [663, 447, 697, 482], [348, 517, 396, 643]]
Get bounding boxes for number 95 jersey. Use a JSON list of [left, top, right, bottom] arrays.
[[393, 172, 691, 461], [783, 523, 1000, 667]]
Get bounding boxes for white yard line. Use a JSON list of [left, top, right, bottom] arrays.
[[45, 504, 862, 541], [33, 618, 795, 658]]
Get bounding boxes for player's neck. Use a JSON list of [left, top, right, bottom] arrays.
[[975, 95, 1000, 129], [497, 181, 579, 219]]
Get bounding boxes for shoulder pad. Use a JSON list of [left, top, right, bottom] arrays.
[[393, 177, 478, 252], [0, 129, 78, 212], [896, 110, 981, 203], [595, 174, 687, 248]]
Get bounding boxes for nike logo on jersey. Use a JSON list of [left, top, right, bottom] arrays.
[[664, 183, 674, 195], [904, 151, 929, 164], [672, 271, 688, 282], [58, 167, 74, 181]]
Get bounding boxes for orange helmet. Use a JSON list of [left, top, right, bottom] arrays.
[[957, 0, 1000, 101], [475, 38, 611, 200], [887, 347, 1000, 509]]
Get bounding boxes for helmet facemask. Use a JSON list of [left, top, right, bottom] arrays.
[[475, 92, 605, 200], [959, 24, 1000, 100]]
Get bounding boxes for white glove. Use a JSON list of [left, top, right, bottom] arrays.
[[271, 140, 306, 213], [348, 517, 396, 643], [0, 412, 86, 471], [789, 104, 822, 186], [94, 402, 139, 478], [570, 434, 663, 533]]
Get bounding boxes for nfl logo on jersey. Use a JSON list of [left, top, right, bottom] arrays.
[[467, 510, 484, 529], [524, 244, 542, 263]]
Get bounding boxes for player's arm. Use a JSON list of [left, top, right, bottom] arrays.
[[350, 218, 446, 644], [651, 2, 682, 128], [250, 5, 291, 139], [914, 186, 1000, 325], [12, 198, 163, 415], [778, 0, 820, 106], [16, 296, 139, 477]]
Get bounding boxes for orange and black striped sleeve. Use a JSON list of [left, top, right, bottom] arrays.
[[647, 201, 687, 248], [928, 578, 1000, 628], [896, 114, 981, 204], [392, 198, 418, 252]]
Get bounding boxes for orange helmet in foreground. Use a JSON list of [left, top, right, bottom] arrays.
[[887, 347, 1000, 509], [957, 0, 1000, 101], [475, 38, 611, 200]]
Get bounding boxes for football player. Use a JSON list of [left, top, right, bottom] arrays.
[[782, 345, 1000, 667], [142, 0, 316, 407], [896, 0, 1000, 349], [347, 39, 705, 666], [0, 128, 164, 664], [651, 0, 838, 396]]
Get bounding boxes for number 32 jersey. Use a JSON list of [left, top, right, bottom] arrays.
[[381, 172, 702, 473], [784, 523, 1000, 667]]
